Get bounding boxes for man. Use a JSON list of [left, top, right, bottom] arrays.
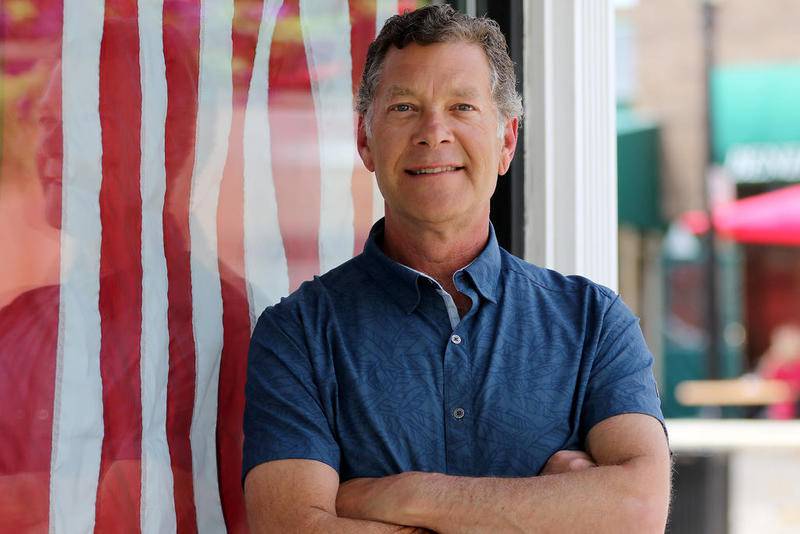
[[243, 5, 671, 533]]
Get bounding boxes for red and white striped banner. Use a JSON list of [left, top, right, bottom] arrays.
[[0, 0, 415, 531]]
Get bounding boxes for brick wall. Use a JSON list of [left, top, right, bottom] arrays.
[[624, 0, 800, 218]]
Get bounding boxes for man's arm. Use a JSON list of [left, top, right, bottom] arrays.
[[244, 459, 432, 534], [244, 312, 433, 532], [336, 413, 671, 534]]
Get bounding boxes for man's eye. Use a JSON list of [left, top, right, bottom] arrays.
[[390, 104, 413, 112], [454, 103, 475, 111]]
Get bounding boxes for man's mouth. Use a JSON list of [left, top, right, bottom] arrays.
[[405, 165, 465, 176]]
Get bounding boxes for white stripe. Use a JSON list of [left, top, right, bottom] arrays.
[[299, 0, 355, 274], [371, 0, 397, 224], [371, 179, 385, 224], [138, 1, 177, 532], [243, 0, 288, 327], [188, 0, 232, 532], [50, 2, 105, 533], [374, 1, 398, 51]]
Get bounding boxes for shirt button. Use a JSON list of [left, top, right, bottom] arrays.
[[450, 334, 462, 345], [453, 407, 465, 419]]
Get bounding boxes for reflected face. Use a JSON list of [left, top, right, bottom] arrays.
[[357, 41, 517, 227], [36, 65, 63, 229]]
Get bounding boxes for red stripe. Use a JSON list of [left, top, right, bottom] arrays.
[[216, 1, 263, 532], [163, 2, 201, 532], [398, 0, 417, 14], [349, 1, 378, 255], [94, 3, 144, 533], [270, 0, 321, 291], [0, 4, 62, 531]]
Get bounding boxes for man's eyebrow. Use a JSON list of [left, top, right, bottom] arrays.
[[386, 85, 414, 98], [452, 87, 480, 99], [385, 85, 482, 99]]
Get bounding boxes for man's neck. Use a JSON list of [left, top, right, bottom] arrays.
[[381, 209, 490, 292]]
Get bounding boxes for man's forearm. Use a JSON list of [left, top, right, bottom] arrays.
[[250, 506, 430, 534], [419, 457, 667, 533], [305, 509, 429, 534], [338, 456, 670, 534]]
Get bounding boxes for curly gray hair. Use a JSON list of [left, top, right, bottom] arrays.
[[356, 4, 523, 136]]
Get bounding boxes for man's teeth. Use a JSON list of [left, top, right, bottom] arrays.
[[412, 166, 460, 175]]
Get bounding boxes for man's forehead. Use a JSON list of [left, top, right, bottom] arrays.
[[377, 42, 492, 99]]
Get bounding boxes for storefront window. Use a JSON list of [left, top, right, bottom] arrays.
[[0, 1, 425, 531]]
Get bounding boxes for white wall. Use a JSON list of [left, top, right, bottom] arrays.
[[524, 0, 619, 291]]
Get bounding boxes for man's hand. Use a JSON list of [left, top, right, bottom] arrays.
[[336, 473, 434, 532], [336, 476, 395, 521], [540, 449, 598, 475]]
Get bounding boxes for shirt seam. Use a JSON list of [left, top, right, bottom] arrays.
[[595, 296, 639, 358], [501, 263, 616, 299]]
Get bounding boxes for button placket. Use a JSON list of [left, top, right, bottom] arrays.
[[443, 327, 472, 473]]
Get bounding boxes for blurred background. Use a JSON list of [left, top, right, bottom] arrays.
[[615, 0, 800, 532]]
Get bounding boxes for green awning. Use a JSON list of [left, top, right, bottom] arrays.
[[617, 107, 663, 230], [712, 63, 800, 182]]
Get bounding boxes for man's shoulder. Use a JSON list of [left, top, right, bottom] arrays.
[[499, 249, 617, 304], [255, 254, 368, 328], [499, 252, 643, 347]]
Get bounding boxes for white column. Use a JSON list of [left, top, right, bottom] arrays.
[[523, 0, 618, 291]]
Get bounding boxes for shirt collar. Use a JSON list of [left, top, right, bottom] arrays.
[[360, 218, 501, 313], [462, 223, 501, 304]]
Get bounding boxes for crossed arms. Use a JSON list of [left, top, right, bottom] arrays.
[[244, 412, 671, 533]]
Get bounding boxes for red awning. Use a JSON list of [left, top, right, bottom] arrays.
[[682, 184, 800, 246]]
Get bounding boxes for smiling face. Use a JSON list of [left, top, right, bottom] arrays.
[[357, 41, 518, 229]]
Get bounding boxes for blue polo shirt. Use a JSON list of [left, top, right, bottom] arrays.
[[243, 220, 663, 482]]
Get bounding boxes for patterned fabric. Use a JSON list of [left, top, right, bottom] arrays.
[[243, 219, 664, 481]]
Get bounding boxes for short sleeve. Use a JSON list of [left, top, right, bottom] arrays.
[[579, 295, 665, 445], [242, 310, 340, 483]]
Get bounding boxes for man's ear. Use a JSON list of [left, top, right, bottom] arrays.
[[497, 116, 519, 176], [357, 114, 375, 172]]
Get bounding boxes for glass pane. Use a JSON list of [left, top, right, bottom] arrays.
[[616, 0, 800, 531], [0, 0, 427, 531]]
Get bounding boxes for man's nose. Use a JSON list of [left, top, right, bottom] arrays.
[[412, 110, 453, 147]]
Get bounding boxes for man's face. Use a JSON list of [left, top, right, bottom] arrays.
[[358, 41, 518, 227]]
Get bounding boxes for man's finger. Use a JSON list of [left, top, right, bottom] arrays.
[[541, 450, 597, 475], [567, 458, 596, 471]]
